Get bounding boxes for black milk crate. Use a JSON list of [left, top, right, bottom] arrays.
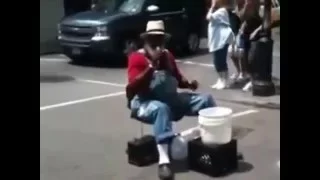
[[127, 135, 158, 167], [188, 138, 238, 177]]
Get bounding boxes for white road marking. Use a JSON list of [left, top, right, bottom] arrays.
[[40, 58, 69, 62], [175, 60, 214, 68], [197, 63, 214, 67], [232, 109, 259, 118], [40, 91, 125, 111], [184, 61, 196, 65], [77, 79, 126, 87]]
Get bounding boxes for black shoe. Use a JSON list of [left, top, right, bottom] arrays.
[[158, 164, 174, 180]]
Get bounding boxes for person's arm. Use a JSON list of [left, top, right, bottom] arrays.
[[237, 0, 259, 21], [206, 0, 216, 20], [207, 7, 226, 21], [166, 52, 190, 89], [126, 53, 154, 101], [206, 7, 214, 20], [249, 19, 280, 40]]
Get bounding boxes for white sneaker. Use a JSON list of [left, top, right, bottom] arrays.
[[211, 79, 222, 89], [242, 81, 252, 91], [238, 73, 250, 81], [216, 79, 227, 90], [230, 73, 239, 80], [238, 73, 244, 80], [216, 72, 229, 90]]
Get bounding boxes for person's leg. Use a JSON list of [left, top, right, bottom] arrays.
[[242, 39, 253, 91], [131, 99, 174, 179], [230, 36, 241, 80], [177, 92, 216, 116], [211, 49, 222, 89], [238, 35, 251, 81], [212, 44, 230, 90]]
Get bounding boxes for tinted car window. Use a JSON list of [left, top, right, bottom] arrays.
[[119, 0, 146, 13], [151, 0, 183, 12]]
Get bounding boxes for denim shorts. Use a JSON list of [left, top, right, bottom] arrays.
[[236, 34, 251, 50]]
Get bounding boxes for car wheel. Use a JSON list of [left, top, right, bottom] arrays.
[[183, 33, 200, 55], [63, 53, 84, 64], [61, 47, 85, 64]]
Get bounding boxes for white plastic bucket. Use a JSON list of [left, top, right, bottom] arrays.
[[198, 107, 233, 145]]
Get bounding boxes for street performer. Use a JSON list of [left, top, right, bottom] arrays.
[[126, 20, 216, 180]]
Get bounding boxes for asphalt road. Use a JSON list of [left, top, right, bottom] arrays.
[[40, 36, 280, 180]]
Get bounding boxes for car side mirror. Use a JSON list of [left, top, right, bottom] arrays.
[[146, 5, 159, 13]]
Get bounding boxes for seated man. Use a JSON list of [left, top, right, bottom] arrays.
[[126, 20, 216, 180]]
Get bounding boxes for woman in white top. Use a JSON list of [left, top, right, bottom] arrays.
[[207, 0, 235, 89]]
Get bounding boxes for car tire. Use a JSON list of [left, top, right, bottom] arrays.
[[183, 33, 200, 55], [61, 47, 85, 64], [63, 54, 84, 64]]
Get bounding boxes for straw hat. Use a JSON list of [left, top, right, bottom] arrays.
[[140, 20, 171, 39]]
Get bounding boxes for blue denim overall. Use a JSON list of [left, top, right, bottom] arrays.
[[130, 70, 216, 144]]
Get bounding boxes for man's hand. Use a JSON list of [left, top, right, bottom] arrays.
[[188, 80, 199, 91], [146, 56, 160, 70]]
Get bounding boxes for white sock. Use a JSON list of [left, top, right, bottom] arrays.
[[157, 144, 170, 165]]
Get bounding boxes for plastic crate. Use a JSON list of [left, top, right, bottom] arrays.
[[126, 135, 158, 167], [188, 138, 238, 177]]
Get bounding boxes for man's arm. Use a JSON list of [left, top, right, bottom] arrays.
[[166, 52, 190, 89], [237, 0, 259, 21], [249, 17, 280, 40], [126, 53, 154, 101]]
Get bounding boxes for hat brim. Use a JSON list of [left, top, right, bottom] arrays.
[[140, 31, 171, 39]]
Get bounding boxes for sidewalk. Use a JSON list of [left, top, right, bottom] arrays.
[[212, 79, 280, 110], [215, 28, 280, 110], [216, 91, 280, 110]]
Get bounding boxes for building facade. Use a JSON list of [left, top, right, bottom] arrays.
[[40, 0, 65, 54], [40, 0, 92, 54]]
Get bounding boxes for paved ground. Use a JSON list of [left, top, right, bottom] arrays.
[[40, 34, 280, 180]]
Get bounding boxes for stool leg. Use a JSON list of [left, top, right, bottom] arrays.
[[140, 122, 144, 137]]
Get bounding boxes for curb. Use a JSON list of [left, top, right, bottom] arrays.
[[216, 98, 280, 110]]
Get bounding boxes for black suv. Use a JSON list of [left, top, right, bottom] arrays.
[[57, 0, 206, 63]]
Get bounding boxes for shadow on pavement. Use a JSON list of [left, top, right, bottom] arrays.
[[236, 161, 254, 173], [69, 54, 127, 69], [171, 160, 254, 176], [175, 48, 209, 60], [40, 75, 75, 83], [232, 126, 254, 140], [172, 160, 190, 174]]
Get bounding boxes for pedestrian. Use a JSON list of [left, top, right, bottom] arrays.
[[226, 6, 242, 82], [235, 0, 262, 91], [207, 0, 235, 90], [126, 20, 216, 180]]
